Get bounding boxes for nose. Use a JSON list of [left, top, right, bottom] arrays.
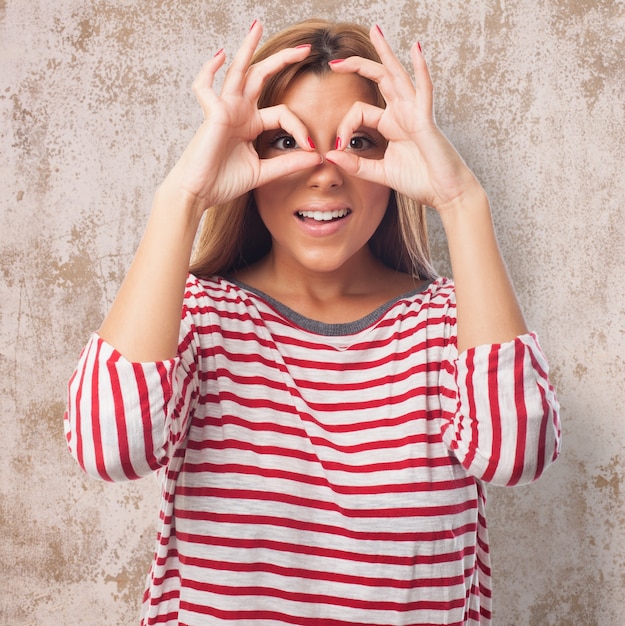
[[307, 155, 343, 191]]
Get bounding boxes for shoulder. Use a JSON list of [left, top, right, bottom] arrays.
[[418, 276, 456, 306], [179, 275, 271, 343], [181, 274, 261, 322], [407, 277, 457, 337], [378, 276, 456, 337], [185, 273, 246, 301]]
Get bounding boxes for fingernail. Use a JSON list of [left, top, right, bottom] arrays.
[[214, 48, 224, 57], [328, 59, 345, 65], [335, 136, 342, 150], [307, 137, 316, 149], [376, 24, 385, 38], [417, 41, 423, 53], [296, 44, 312, 50], [249, 19, 258, 31]]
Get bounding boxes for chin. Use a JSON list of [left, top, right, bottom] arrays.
[[295, 252, 359, 275]]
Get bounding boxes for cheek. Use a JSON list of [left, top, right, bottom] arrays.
[[365, 184, 392, 218], [253, 183, 291, 235], [253, 182, 281, 218], [253, 174, 299, 207]]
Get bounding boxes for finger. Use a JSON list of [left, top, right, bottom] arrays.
[[328, 55, 386, 84], [258, 151, 323, 184], [368, 24, 409, 79], [192, 49, 227, 110], [257, 151, 323, 186], [243, 44, 311, 101], [330, 55, 415, 105], [324, 149, 387, 185], [329, 29, 416, 102], [258, 104, 316, 153], [410, 41, 434, 115], [221, 20, 264, 94], [334, 101, 386, 149]]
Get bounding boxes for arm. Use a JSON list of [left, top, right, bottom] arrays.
[[98, 188, 201, 362], [327, 29, 560, 480], [66, 23, 324, 477], [327, 27, 526, 352], [439, 188, 527, 353], [98, 22, 321, 362]]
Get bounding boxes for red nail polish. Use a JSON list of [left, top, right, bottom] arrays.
[[417, 41, 422, 53], [307, 137, 316, 149], [249, 19, 258, 31], [335, 136, 342, 150], [214, 48, 224, 58], [376, 24, 385, 38], [328, 59, 345, 65], [296, 44, 312, 49]]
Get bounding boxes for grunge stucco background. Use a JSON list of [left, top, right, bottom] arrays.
[[1, 0, 624, 624]]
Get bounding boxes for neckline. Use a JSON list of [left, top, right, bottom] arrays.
[[225, 276, 434, 337]]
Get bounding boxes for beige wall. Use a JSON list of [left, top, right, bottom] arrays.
[[1, 0, 623, 624]]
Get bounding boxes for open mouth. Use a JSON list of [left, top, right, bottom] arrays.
[[296, 208, 351, 222]]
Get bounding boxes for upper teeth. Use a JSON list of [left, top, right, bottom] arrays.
[[298, 209, 349, 221]]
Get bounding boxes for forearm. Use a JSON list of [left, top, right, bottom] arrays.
[[98, 184, 204, 362], [440, 188, 528, 353]]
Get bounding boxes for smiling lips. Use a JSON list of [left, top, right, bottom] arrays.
[[296, 207, 351, 222]]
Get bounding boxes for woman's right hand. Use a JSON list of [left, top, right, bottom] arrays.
[[162, 21, 322, 217]]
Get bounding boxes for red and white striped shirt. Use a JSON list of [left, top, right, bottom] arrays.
[[65, 275, 560, 625]]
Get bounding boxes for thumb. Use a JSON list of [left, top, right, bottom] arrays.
[[256, 152, 323, 186], [325, 150, 386, 185]]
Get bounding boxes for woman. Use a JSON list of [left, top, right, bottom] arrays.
[[65, 19, 560, 625]]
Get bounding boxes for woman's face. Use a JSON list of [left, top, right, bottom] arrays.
[[254, 71, 390, 277]]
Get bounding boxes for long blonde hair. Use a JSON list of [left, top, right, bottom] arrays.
[[190, 19, 436, 281]]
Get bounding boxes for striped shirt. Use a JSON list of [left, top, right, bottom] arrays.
[[65, 274, 561, 625]]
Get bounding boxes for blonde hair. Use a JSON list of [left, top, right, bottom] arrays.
[[190, 19, 436, 281]]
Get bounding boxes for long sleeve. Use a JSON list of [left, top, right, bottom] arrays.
[[64, 321, 199, 482], [439, 332, 561, 487]]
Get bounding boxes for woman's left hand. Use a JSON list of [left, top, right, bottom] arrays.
[[326, 26, 484, 216]]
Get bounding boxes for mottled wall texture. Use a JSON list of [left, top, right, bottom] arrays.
[[1, 0, 623, 623]]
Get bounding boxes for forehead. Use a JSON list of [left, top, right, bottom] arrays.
[[279, 72, 379, 109]]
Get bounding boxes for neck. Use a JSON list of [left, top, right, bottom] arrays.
[[232, 248, 420, 324]]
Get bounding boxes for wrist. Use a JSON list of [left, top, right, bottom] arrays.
[[153, 180, 207, 232], [436, 184, 490, 226]]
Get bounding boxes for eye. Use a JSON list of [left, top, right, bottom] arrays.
[[270, 134, 299, 151], [348, 134, 378, 151]]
